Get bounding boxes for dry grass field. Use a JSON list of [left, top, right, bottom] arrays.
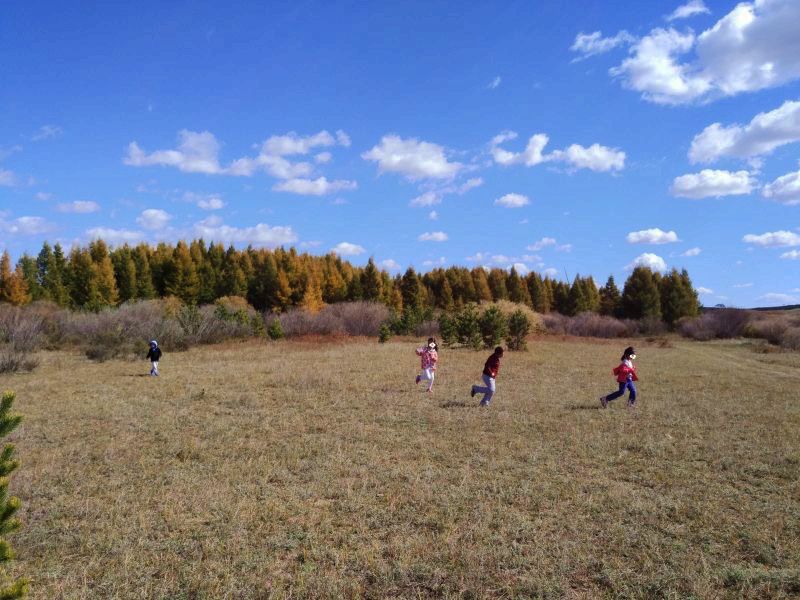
[[2, 336, 799, 599]]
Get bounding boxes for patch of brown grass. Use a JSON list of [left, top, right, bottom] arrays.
[[2, 338, 799, 597]]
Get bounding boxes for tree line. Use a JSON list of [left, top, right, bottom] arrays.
[[0, 239, 700, 324]]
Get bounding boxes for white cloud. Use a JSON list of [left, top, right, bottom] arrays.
[[490, 131, 625, 172], [428, 210, 438, 220], [667, 0, 711, 21], [626, 228, 680, 244], [315, 152, 332, 164], [733, 282, 754, 288], [418, 231, 448, 242], [193, 217, 297, 248], [331, 242, 365, 256], [410, 191, 441, 207], [780, 250, 800, 259], [682, 247, 702, 256], [335, 130, 351, 147], [488, 76, 502, 89], [495, 193, 530, 208], [543, 267, 559, 278], [125, 130, 225, 174], [758, 292, 799, 305], [410, 177, 483, 207], [362, 135, 462, 180], [608, 1, 800, 105], [197, 196, 225, 210], [86, 227, 146, 245], [689, 100, 800, 163], [0, 170, 16, 186], [35, 192, 53, 201], [260, 130, 342, 156], [422, 257, 447, 268], [32, 124, 63, 141], [743, 230, 800, 247], [671, 169, 756, 198], [570, 30, 635, 60], [626, 252, 668, 272], [380, 259, 401, 271], [762, 167, 800, 205], [272, 177, 357, 196], [57, 200, 100, 214], [511, 262, 530, 275], [136, 209, 172, 230], [696, 286, 714, 294], [0, 216, 53, 235], [527, 237, 557, 251]]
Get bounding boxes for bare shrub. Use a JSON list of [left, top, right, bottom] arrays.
[[781, 327, 800, 351], [277, 302, 390, 338], [566, 313, 633, 338], [745, 318, 787, 345], [679, 309, 751, 340], [484, 300, 545, 334], [0, 305, 46, 372], [414, 320, 440, 337], [542, 313, 568, 335]]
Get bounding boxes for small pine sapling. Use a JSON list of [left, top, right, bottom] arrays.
[[0, 392, 27, 599]]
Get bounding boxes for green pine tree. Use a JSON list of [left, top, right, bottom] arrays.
[[0, 392, 28, 599], [622, 267, 662, 320]]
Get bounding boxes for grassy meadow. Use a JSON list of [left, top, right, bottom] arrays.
[[2, 336, 799, 598]]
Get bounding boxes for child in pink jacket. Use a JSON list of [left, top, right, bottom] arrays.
[[600, 346, 638, 408], [415, 337, 439, 393]]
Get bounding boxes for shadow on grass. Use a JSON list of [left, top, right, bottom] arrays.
[[566, 403, 602, 410], [441, 401, 472, 408]]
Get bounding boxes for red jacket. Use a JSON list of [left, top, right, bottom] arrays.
[[613, 360, 638, 383], [483, 353, 501, 378]]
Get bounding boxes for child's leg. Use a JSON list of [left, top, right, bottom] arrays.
[[605, 382, 626, 402], [626, 381, 637, 406], [424, 368, 434, 391], [479, 374, 495, 405], [152, 361, 159, 376]]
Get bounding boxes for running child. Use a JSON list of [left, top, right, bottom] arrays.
[[146, 340, 162, 376], [415, 337, 438, 393], [471, 346, 503, 406], [600, 346, 638, 408]]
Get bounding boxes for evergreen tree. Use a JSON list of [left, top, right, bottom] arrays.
[[551, 280, 570, 315], [111, 247, 138, 303], [599, 275, 622, 317], [660, 268, 700, 325], [301, 267, 325, 313], [0, 391, 28, 599], [0, 255, 31, 306], [622, 267, 662, 320], [16, 256, 42, 302], [88, 240, 118, 307], [566, 275, 588, 316], [361, 258, 383, 302], [507, 267, 531, 305], [487, 268, 509, 301], [170, 241, 200, 304], [527, 272, 550, 313], [400, 267, 423, 310], [68, 247, 101, 310], [582, 276, 601, 312], [132, 245, 156, 300], [471, 268, 493, 302]]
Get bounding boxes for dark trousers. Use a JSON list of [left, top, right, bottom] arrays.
[[606, 380, 636, 403]]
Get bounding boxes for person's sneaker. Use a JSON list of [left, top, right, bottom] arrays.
[[479, 400, 489, 407], [415, 375, 421, 385], [627, 400, 636, 409], [470, 386, 476, 398], [600, 395, 608, 408], [426, 389, 433, 394]]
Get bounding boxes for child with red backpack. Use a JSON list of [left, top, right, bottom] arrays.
[[600, 346, 638, 408], [415, 337, 439, 393]]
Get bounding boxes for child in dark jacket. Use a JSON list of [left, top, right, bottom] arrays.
[[600, 346, 638, 408], [146, 340, 162, 376], [470, 346, 503, 406]]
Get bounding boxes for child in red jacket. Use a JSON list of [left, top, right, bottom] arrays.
[[600, 346, 638, 408], [415, 337, 439, 393], [471, 346, 503, 406]]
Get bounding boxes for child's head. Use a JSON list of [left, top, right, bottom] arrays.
[[427, 337, 438, 350], [621, 346, 636, 360], [494, 346, 504, 357], [150, 340, 158, 348]]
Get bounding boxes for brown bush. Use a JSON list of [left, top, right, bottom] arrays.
[[542, 312, 639, 338], [781, 327, 800, 351], [679, 309, 751, 340], [277, 302, 390, 338], [745, 318, 788, 345]]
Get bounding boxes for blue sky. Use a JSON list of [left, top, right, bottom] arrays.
[[1, 0, 799, 307]]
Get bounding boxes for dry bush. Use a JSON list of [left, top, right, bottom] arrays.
[[277, 302, 390, 337], [679, 309, 751, 341], [745, 317, 788, 345], [484, 300, 545, 334], [542, 312, 639, 338], [414, 320, 440, 337], [0, 305, 46, 372], [781, 327, 800, 351]]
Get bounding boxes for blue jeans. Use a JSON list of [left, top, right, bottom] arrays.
[[472, 374, 496, 405], [606, 380, 636, 403]]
